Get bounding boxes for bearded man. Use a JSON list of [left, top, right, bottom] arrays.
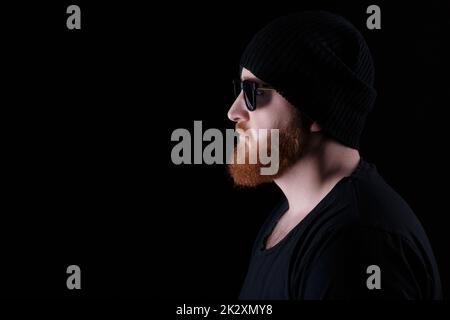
[[227, 11, 442, 300]]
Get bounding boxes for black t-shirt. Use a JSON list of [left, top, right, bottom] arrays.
[[239, 159, 442, 300]]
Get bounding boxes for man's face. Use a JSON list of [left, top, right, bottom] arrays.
[[227, 68, 308, 187]]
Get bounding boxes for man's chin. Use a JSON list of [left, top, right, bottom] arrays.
[[227, 163, 276, 187]]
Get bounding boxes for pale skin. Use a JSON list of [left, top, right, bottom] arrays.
[[228, 68, 361, 249]]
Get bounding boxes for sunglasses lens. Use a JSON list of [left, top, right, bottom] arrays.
[[242, 81, 256, 111]]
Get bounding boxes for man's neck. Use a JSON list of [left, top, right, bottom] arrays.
[[274, 138, 360, 220]]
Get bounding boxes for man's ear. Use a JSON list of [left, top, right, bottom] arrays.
[[310, 121, 322, 133]]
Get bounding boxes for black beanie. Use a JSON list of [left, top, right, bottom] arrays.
[[240, 11, 377, 149]]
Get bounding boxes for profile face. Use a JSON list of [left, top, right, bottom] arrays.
[[227, 68, 309, 187]]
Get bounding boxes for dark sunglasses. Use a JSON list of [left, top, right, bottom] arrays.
[[232, 79, 275, 111]]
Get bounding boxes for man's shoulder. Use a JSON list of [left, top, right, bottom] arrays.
[[344, 161, 420, 238]]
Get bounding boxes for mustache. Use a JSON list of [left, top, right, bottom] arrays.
[[236, 123, 248, 131]]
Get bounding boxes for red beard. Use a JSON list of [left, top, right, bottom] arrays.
[[227, 112, 307, 187]]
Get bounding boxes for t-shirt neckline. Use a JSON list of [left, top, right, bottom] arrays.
[[257, 158, 366, 255]]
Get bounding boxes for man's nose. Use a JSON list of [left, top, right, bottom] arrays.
[[227, 92, 250, 123]]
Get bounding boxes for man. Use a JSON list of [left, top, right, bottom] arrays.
[[227, 11, 442, 299]]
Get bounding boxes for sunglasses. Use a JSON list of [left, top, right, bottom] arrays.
[[233, 79, 275, 111]]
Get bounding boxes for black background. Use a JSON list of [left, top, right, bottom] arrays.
[[2, 0, 449, 301]]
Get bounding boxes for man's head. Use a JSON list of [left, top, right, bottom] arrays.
[[227, 11, 376, 187]]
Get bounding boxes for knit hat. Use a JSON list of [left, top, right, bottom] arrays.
[[240, 11, 377, 149]]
